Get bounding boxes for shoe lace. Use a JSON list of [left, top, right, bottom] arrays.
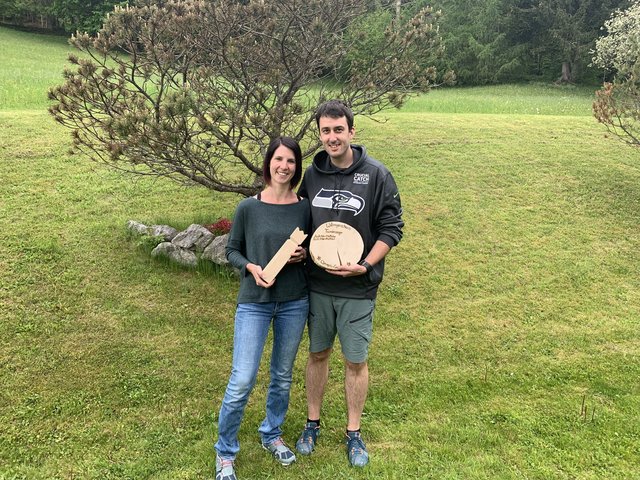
[[220, 458, 234, 468], [348, 434, 366, 455], [302, 425, 317, 443]]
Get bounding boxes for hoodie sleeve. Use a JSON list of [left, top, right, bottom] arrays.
[[373, 171, 404, 248]]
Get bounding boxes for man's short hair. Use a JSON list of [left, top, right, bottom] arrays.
[[315, 100, 354, 131]]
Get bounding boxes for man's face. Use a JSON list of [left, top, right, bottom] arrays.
[[318, 115, 354, 162]]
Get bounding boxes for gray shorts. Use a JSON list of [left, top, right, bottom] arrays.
[[308, 291, 375, 363]]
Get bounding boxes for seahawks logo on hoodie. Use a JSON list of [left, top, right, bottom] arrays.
[[311, 188, 365, 216]]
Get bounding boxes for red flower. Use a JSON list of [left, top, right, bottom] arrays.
[[204, 218, 232, 236]]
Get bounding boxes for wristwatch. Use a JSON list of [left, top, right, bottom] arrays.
[[358, 260, 373, 274]]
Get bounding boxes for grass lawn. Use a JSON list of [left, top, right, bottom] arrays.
[[1, 25, 639, 479], [401, 83, 598, 116]]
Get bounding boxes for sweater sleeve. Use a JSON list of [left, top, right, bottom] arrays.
[[225, 201, 250, 275], [374, 171, 404, 248]]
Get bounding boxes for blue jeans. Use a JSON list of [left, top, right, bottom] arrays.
[[215, 297, 309, 460]]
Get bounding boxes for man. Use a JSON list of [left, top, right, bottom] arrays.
[[296, 100, 404, 467]]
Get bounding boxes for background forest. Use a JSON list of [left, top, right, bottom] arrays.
[[0, 0, 632, 85]]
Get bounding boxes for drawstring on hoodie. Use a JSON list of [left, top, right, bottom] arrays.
[[333, 170, 345, 213]]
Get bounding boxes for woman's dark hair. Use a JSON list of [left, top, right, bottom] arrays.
[[262, 136, 303, 189]]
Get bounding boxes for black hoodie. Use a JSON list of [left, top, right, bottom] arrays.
[[298, 144, 404, 299]]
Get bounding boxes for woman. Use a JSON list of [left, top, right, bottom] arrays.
[[214, 137, 310, 480]]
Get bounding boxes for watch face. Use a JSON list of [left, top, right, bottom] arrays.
[[309, 221, 364, 270]]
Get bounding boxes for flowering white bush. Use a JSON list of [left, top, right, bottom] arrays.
[[593, 1, 640, 79], [593, 2, 640, 146]]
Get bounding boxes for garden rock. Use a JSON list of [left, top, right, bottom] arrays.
[[130, 220, 232, 272], [168, 248, 198, 267], [172, 224, 214, 251], [149, 224, 178, 241], [202, 234, 229, 266], [151, 242, 179, 257], [151, 242, 198, 267], [127, 220, 150, 235]]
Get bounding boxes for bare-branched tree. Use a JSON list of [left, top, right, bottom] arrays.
[[49, 0, 454, 195]]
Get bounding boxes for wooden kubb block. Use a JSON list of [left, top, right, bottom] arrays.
[[261, 227, 308, 283]]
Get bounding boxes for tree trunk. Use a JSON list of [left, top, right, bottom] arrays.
[[556, 62, 572, 84]]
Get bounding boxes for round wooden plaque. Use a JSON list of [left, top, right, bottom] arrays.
[[309, 221, 364, 270]]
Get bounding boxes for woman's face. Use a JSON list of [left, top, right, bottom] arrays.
[[269, 145, 296, 187]]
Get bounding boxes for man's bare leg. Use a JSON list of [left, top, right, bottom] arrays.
[[306, 348, 332, 419], [296, 348, 332, 455], [305, 348, 332, 420], [344, 359, 369, 467], [345, 359, 368, 431]]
